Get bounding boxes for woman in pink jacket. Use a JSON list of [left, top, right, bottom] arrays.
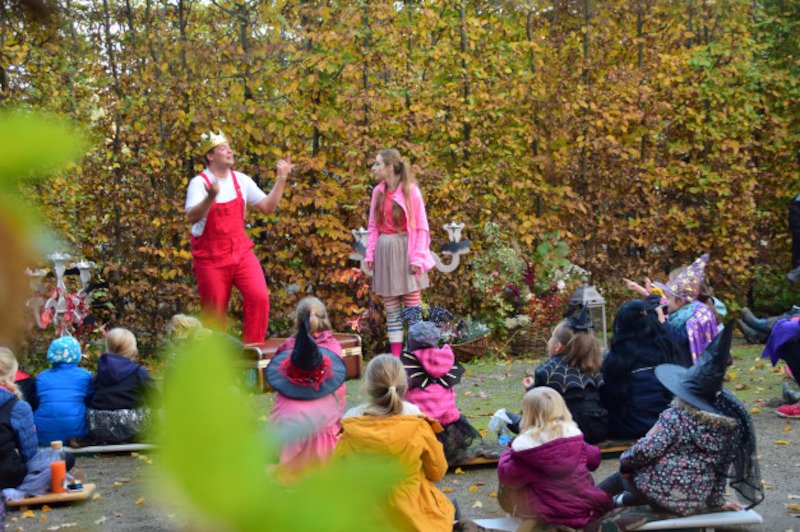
[[364, 148, 435, 356]]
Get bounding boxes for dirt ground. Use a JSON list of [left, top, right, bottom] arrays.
[[5, 339, 800, 531]]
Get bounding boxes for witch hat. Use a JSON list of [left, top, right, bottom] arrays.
[[655, 320, 734, 414], [266, 317, 346, 400]]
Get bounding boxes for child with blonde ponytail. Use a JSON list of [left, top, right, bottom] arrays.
[[335, 354, 455, 531], [497, 387, 612, 527], [0, 347, 38, 489]]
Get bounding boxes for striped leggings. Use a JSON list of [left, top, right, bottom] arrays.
[[384, 291, 421, 344]]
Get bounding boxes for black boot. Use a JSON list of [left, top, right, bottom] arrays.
[[784, 381, 800, 404], [737, 319, 767, 344]]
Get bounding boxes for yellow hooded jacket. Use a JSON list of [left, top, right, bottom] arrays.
[[334, 413, 455, 531]]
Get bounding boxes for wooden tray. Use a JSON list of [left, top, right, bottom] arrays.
[[6, 483, 96, 508]]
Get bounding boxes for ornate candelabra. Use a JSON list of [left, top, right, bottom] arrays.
[[26, 253, 96, 336], [349, 222, 471, 276]]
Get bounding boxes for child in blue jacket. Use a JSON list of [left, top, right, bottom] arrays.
[[0, 347, 38, 489], [34, 337, 93, 446]]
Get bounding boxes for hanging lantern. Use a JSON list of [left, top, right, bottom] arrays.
[[567, 278, 608, 351]]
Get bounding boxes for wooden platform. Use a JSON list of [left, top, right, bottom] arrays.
[[451, 456, 499, 469], [598, 440, 635, 458], [6, 483, 96, 508]]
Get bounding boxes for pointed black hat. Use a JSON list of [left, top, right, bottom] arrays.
[[266, 317, 347, 400], [654, 320, 734, 414]]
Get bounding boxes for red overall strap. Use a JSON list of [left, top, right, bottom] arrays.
[[199, 172, 213, 191], [230, 170, 243, 201]]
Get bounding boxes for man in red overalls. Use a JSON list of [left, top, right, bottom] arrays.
[[185, 131, 293, 343]]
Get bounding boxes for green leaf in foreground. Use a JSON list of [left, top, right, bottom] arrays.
[[155, 334, 403, 530], [0, 109, 85, 183]]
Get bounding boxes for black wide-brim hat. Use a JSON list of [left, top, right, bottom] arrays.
[[654, 320, 734, 416], [266, 318, 347, 400]]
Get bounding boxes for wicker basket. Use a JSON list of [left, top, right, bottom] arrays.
[[508, 325, 549, 356], [452, 335, 492, 363]]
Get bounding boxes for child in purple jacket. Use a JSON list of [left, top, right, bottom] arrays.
[[497, 387, 612, 528]]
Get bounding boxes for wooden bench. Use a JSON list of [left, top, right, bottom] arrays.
[[65, 443, 155, 456], [598, 439, 635, 459], [471, 509, 763, 531], [242, 333, 363, 392]]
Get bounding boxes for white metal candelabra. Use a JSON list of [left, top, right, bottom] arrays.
[[26, 253, 96, 336], [349, 222, 470, 276]]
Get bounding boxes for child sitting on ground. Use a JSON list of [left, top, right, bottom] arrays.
[[598, 322, 764, 515], [85, 328, 156, 445], [0, 347, 38, 490], [600, 299, 679, 440], [334, 354, 455, 531], [266, 297, 347, 479], [402, 321, 482, 465], [497, 387, 612, 527], [35, 337, 93, 446], [523, 307, 608, 444]]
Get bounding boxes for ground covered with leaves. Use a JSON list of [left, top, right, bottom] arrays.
[[5, 339, 799, 531]]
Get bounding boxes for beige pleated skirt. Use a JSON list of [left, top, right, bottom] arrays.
[[372, 233, 430, 297]]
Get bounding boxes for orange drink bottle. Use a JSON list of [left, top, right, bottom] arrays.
[[49, 440, 67, 493]]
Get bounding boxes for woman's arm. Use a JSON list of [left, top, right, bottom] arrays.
[[364, 187, 380, 267]]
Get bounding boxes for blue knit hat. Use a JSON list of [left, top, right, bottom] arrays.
[[47, 336, 82, 365], [407, 321, 441, 352]]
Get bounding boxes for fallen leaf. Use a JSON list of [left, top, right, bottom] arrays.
[[442, 487, 453, 493], [751, 408, 761, 414], [472, 500, 483, 508], [775, 440, 790, 445], [112, 481, 122, 487], [167, 514, 176, 519], [729, 370, 737, 380], [490, 492, 498, 498], [788, 494, 800, 500], [22, 510, 35, 519], [41, 514, 48, 522], [454, 468, 465, 475], [787, 424, 793, 433], [135, 497, 145, 505], [479, 429, 487, 437], [95, 516, 108, 525], [463, 390, 473, 396], [477, 391, 488, 399], [469, 486, 478, 492], [42, 505, 52, 512], [735, 383, 748, 390], [474, 481, 486, 486], [92, 493, 102, 500], [787, 503, 800, 512], [762, 480, 772, 489]]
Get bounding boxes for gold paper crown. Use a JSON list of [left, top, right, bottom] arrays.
[[199, 130, 229, 154]]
